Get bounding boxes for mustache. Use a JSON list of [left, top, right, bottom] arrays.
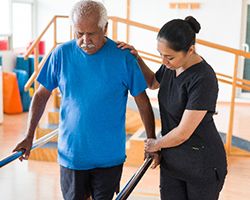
[[81, 43, 95, 49]]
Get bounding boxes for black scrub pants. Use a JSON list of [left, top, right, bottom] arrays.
[[160, 165, 225, 200]]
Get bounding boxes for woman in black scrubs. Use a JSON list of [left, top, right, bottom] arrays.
[[118, 16, 227, 199]]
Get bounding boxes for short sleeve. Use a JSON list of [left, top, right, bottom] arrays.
[[155, 65, 166, 83], [125, 56, 147, 97], [186, 74, 218, 112], [37, 50, 59, 91]]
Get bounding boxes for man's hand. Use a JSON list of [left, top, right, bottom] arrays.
[[12, 136, 33, 161], [147, 152, 161, 169], [12, 85, 52, 162], [144, 151, 161, 169]]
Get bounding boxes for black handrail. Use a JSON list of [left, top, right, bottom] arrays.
[[115, 157, 153, 200], [0, 129, 58, 168]]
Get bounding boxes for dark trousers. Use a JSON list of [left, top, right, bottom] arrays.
[[60, 164, 123, 200], [160, 166, 225, 200]]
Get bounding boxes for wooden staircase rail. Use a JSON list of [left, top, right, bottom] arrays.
[[108, 16, 250, 58], [24, 44, 57, 91], [24, 15, 69, 91], [24, 15, 69, 59]]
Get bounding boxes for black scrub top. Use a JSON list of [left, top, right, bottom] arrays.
[[155, 59, 227, 182]]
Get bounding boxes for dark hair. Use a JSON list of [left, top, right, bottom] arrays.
[[157, 16, 201, 52]]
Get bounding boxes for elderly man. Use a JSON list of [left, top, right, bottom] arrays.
[[13, 0, 158, 199]]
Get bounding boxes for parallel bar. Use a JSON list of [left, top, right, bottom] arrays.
[[0, 129, 58, 168], [116, 157, 152, 200]]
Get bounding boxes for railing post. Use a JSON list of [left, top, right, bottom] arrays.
[[226, 55, 239, 154], [34, 46, 39, 90], [112, 20, 118, 41], [53, 17, 58, 109], [54, 16, 57, 46], [126, 0, 131, 43], [70, 26, 73, 40]]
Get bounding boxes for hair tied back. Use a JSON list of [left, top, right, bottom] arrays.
[[184, 16, 201, 34]]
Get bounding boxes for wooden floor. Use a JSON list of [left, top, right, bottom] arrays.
[[1, 102, 250, 199]]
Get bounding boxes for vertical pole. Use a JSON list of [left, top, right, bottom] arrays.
[[33, 45, 39, 139], [53, 17, 58, 109], [34, 46, 39, 90], [226, 55, 239, 154], [126, 0, 131, 43], [112, 21, 118, 41], [54, 16, 57, 46], [70, 25, 73, 40]]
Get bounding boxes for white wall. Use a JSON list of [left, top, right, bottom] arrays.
[[0, 51, 16, 72], [36, 0, 245, 101]]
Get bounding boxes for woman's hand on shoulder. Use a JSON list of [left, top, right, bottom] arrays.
[[117, 41, 139, 58]]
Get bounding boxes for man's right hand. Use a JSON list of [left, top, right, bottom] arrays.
[[12, 136, 33, 161]]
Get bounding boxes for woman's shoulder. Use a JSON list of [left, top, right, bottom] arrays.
[[192, 59, 217, 80]]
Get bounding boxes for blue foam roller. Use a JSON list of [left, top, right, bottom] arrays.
[[13, 69, 31, 112], [21, 90, 31, 112], [16, 55, 30, 76], [28, 55, 43, 78], [13, 69, 28, 93]]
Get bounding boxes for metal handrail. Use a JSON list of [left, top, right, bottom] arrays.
[[0, 129, 58, 168], [115, 157, 153, 200], [1, 128, 152, 199]]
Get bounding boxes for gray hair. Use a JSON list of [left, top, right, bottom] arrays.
[[70, 0, 108, 30]]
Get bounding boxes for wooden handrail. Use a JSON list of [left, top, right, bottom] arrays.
[[140, 55, 161, 64], [24, 44, 57, 91], [24, 15, 69, 60], [109, 16, 159, 32], [137, 50, 161, 59], [23, 15, 69, 91], [217, 72, 250, 85], [108, 16, 250, 58], [197, 39, 250, 58], [24, 16, 55, 59], [216, 76, 250, 91], [25, 15, 250, 92]]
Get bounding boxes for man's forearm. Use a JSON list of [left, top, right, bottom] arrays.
[[135, 92, 156, 139], [140, 102, 155, 139], [26, 87, 51, 139]]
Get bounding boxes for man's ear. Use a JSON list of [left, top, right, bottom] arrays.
[[104, 22, 108, 35]]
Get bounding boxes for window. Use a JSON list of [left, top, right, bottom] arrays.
[[0, 0, 11, 35], [12, 2, 33, 48], [0, 0, 35, 49]]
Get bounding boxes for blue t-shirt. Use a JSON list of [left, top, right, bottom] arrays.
[[37, 38, 147, 170]]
